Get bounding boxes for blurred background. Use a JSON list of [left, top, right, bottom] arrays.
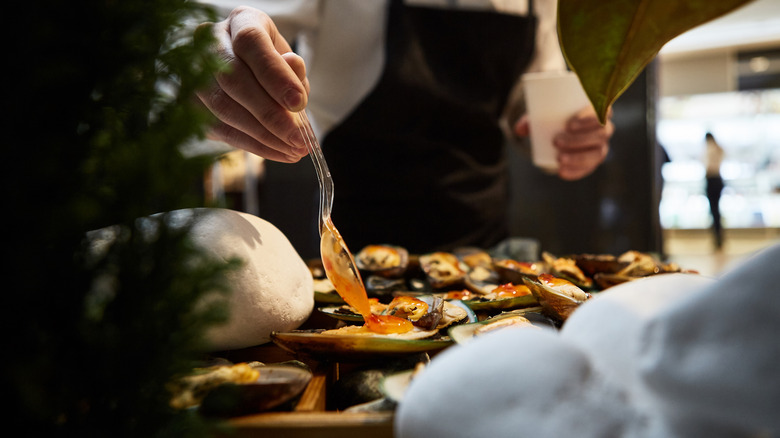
[[206, 0, 780, 277], [653, 0, 780, 275]]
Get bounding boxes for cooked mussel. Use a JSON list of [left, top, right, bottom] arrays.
[[492, 258, 544, 284], [365, 275, 407, 301], [593, 272, 638, 290], [447, 307, 555, 344], [356, 244, 409, 278], [382, 295, 471, 331], [615, 250, 687, 277], [522, 274, 591, 322], [571, 253, 630, 277], [542, 252, 594, 290], [418, 251, 467, 290], [456, 247, 501, 292], [453, 247, 493, 270]]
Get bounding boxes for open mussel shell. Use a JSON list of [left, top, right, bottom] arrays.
[[270, 330, 451, 362], [379, 361, 428, 404], [522, 274, 591, 322], [355, 244, 410, 278], [334, 355, 429, 410], [492, 258, 543, 284], [318, 294, 477, 331], [381, 294, 476, 331], [365, 275, 407, 301], [198, 363, 312, 417], [318, 305, 364, 322], [541, 252, 594, 290], [461, 293, 538, 311], [415, 295, 477, 329], [593, 272, 638, 290], [571, 253, 630, 277], [448, 307, 555, 344], [453, 246, 493, 270], [418, 251, 468, 290]]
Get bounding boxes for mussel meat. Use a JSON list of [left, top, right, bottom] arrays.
[[419, 251, 467, 290], [542, 252, 593, 289], [356, 244, 410, 278]]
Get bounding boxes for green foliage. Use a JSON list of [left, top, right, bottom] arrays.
[[4, 1, 239, 436], [557, 0, 754, 123]]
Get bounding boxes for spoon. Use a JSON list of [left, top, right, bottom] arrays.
[[298, 111, 412, 334]]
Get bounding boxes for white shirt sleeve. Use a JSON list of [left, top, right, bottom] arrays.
[[197, 0, 321, 40], [197, 0, 565, 136]]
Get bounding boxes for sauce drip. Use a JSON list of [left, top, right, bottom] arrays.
[[321, 218, 413, 334]]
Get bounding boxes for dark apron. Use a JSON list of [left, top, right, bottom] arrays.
[[322, 0, 536, 254]]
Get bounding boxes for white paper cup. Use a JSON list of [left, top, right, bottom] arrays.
[[522, 71, 590, 172]]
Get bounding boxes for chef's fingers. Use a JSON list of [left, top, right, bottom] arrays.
[[227, 7, 308, 112], [213, 21, 307, 153], [207, 120, 304, 164], [195, 87, 306, 162], [554, 120, 614, 152], [566, 106, 614, 133], [281, 52, 310, 95], [556, 143, 609, 180], [553, 105, 613, 180], [195, 12, 309, 159]]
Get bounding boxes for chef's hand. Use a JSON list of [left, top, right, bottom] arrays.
[[195, 6, 310, 163], [514, 106, 614, 180]]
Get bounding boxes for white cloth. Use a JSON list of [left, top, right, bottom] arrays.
[[396, 243, 780, 437], [200, 0, 566, 137]]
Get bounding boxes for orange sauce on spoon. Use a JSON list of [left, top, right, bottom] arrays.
[[321, 218, 413, 334]]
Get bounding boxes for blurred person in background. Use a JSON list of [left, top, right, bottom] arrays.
[[194, 0, 615, 253], [705, 132, 725, 250]]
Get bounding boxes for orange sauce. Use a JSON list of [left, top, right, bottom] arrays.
[[497, 259, 538, 274], [385, 296, 429, 321], [321, 218, 413, 334], [445, 289, 473, 300], [539, 273, 570, 287], [490, 283, 532, 299]]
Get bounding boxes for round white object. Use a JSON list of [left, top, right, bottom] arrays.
[[184, 208, 314, 351]]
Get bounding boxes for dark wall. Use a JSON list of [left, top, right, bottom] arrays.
[[507, 63, 664, 256], [257, 157, 321, 260]]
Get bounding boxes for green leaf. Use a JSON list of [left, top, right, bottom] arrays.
[[558, 0, 754, 123]]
